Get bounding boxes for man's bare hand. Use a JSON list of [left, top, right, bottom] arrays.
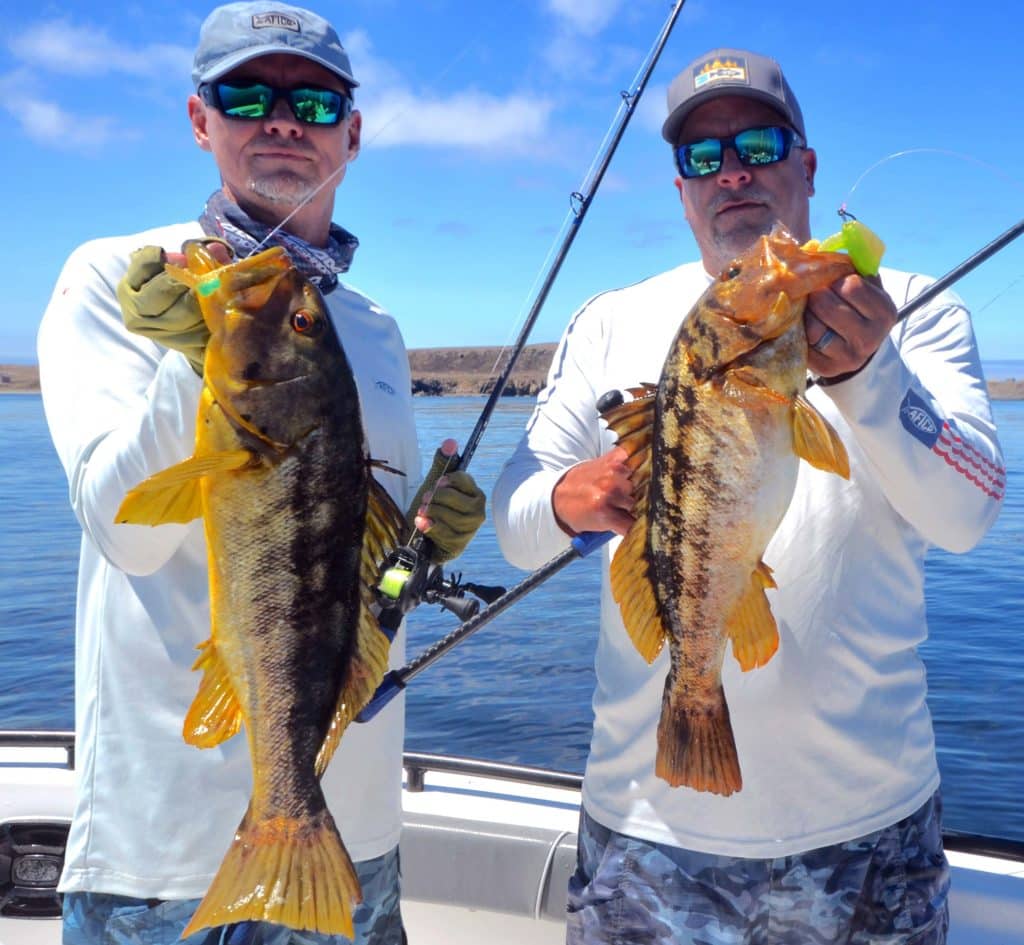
[[552, 446, 636, 537], [805, 273, 897, 378]]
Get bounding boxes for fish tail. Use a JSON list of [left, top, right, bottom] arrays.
[[655, 688, 742, 796], [181, 805, 361, 939]]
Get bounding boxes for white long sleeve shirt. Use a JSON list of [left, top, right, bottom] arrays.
[[38, 222, 420, 898], [493, 261, 1004, 858]]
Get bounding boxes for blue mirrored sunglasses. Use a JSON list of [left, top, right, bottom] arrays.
[[200, 81, 353, 126], [675, 126, 803, 179]]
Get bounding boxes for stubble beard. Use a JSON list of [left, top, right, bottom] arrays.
[[247, 171, 320, 209]]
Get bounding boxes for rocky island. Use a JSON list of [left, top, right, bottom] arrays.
[[3, 349, 1023, 399]]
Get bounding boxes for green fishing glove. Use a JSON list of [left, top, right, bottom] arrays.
[[117, 242, 227, 375], [407, 442, 486, 564]]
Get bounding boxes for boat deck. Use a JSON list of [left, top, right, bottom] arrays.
[[2, 735, 1023, 945]]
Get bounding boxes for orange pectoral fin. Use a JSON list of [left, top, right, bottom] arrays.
[[721, 368, 791, 409], [116, 450, 254, 526], [183, 638, 243, 748], [792, 395, 850, 478], [727, 561, 780, 671], [609, 497, 666, 664]]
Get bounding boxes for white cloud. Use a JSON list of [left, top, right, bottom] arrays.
[[545, 0, 624, 36], [0, 68, 137, 152], [362, 89, 554, 153], [12, 20, 191, 80], [344, 30, 558, 156]]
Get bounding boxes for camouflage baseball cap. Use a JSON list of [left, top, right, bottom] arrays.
[[662, 48, 804, 144]]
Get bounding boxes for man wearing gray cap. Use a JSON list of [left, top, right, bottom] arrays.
[[38, 3, 483, 944], [493, 47, 1002, 944]]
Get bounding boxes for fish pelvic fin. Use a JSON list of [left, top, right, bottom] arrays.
[[728, 561, 780, 671], [181, 806, 360, 939], [792, 395, 850, 479], [183, 638, 243, 748], [609, 496, 666, 664], [656, 687, 742, 796], [115, 450, 254, 525], [316, 478, 407, 776]]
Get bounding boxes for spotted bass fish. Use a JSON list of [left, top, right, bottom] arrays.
[[602, 226, 854, 796], [117, 244, 406, 937]]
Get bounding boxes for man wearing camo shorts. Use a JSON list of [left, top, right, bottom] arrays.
[[493, 46, 1004, 944]]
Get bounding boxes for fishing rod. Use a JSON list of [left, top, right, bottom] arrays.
[[372, 0, 689, 624], [358, 214, 1024, 721]]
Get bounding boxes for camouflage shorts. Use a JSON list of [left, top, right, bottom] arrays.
[[62, 846, 405, 945], [566, 794, 949, 944]]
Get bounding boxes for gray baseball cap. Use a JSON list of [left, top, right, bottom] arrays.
[[192, 1, 358, 89], [661, 48, 804, 145]]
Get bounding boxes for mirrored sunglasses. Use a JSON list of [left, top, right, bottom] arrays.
[[200, 81, 353, 126], [675, 126, 803, 179]]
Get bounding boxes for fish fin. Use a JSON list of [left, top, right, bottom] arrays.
[[181, 805, 360, 939], [600, 384, 657, 503], [656, 687, 742, 796], [792, 395, 851, 478], [115, 450, 254, 525], [182, 638, 244, 748], [721, 368, 791, 408], [609, 497, 666, 664], [315, 478, 407, 776], [728, 561, 780, 672]]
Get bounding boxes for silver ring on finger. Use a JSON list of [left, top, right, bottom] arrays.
[[812, 327, 838, 353]]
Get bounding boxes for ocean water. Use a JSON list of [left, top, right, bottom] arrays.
[[2, 390, 1023, 844]]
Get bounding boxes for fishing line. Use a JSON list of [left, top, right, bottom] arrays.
[[243, 33, 484, 256], [843, 147, 1024, 207]]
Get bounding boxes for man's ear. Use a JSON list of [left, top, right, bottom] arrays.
[[345, 109, 362, 162], [801, 147, 817, 197], [188, 95, 212, 153]]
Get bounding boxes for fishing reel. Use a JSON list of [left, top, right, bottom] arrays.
[[376, 540, 505, 624]]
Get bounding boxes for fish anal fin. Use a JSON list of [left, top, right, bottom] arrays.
[[610, 500, 665, 664], [656, 687, 742, 796], [183, 638, 243, 748], [792, 395, 851, 478], [181, 806, 360, 938], [315, 477, 407, 776], [727, 561, 780, 672], [115, 450, 254, 526]]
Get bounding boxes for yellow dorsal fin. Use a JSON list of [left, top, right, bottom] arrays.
[[609, 495, 666, 664], [115, 450, 255, 525], [601, 386, 656, 508], [727, 561, 780, 671], [792, 395, 850, 478], [183, 638, 244, 748], [315, 477, 407, 776]]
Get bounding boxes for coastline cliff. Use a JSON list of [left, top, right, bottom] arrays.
[[3, 350, 1023, 399]]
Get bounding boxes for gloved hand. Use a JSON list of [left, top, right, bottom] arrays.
[[407, 439, 486, 563], [117, 240, 231, 375]]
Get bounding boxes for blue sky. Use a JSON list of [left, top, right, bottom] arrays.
[[3, 0, 1022, 363]]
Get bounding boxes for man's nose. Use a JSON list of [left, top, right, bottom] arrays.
[[715, 146, 751, 187], [264, 98, 303, 137]]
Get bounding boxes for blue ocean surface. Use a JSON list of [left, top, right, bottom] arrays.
[[1, 392, 1022, 844]]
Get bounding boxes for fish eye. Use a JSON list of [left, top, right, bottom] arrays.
[[291, 308, 323, 336], [723, 266, 742, 281]]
